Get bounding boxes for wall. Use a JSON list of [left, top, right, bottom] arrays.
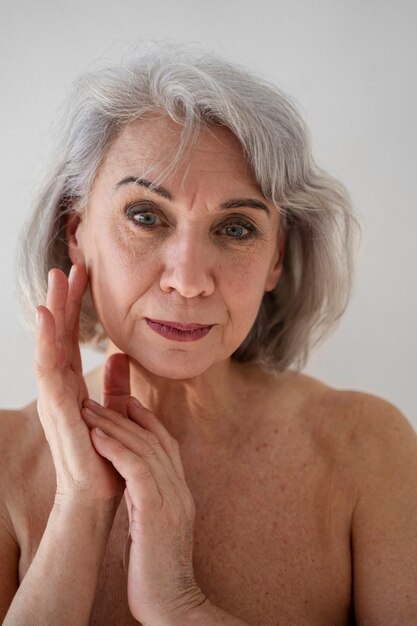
[[0, 0, 416, 425]]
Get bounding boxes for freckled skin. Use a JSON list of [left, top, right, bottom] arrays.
[[71, 116, 284, 380], [4, 112, 410, 626]]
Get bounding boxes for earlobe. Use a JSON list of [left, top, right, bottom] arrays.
[[66, 211, 85, 265]]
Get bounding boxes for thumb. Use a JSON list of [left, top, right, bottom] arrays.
[[102, 352, 130, 415]]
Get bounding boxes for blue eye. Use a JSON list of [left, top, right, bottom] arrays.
[[225, 224, 247, 238], [125, 205, 161, 227], [221, 220, 257, 240], [135, 212, 158, 226]]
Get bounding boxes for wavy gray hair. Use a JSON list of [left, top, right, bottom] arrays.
[[17, 45, 360, 373]]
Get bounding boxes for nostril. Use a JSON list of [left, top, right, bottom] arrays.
[[159, 262, 214, 298]]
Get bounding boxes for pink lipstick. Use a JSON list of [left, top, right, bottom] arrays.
[[145, 318, 214, 342]]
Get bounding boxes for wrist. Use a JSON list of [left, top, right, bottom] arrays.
[[144, 585, 208, 626], [53, 490, 121, 517], [4, 487, 117, 626], [51, 492, 119, 539], [161, 597, 250, 626], [174, 598, 216, 625]]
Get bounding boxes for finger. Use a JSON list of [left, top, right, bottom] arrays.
[[127, 397, 186, 481], [34, 306, 75, 421], [90, 428, 162, 509], [65, 263, 88, 370], [66, 264, 88, 334], [34, 305, 59, 388], [46, 268, 68, 362], [81, 402, 180, 495], [102, 353, 131, 416]]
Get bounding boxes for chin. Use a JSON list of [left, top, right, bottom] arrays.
[[114, 342, 221, 380], [139, 354, 219, 380]]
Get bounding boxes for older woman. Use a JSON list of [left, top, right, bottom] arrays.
[[1, 47, 416, 626]]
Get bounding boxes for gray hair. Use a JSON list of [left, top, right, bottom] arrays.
[[17, 44, 360, 373]]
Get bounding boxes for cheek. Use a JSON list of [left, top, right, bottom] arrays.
[[216, 251, 273, 338], [86, 228, 156, 325], [92, 223, 155, 276], [220, 246, 271, 300], [84, 220, 273, 335]]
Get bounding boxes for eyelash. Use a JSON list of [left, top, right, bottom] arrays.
[[123, 202, 260, 241]]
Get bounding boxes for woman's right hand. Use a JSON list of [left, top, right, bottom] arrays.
[[35, 264, 128, 507]]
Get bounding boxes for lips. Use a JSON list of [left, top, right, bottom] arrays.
[[145, 318, 214, 342], [145, 318, 213, 331]]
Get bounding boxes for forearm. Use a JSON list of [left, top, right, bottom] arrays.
[[4, 499, 116, 626]]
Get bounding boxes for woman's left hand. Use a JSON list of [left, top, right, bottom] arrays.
[[81, 390, 206, 626]]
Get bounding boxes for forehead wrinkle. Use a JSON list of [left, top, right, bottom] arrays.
[[103, 131, 183, 181], [99, 118, 268, 214]]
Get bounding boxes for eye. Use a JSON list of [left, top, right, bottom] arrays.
[[135, 212, 159, 226], [219, 219, 258, 240], [125, 204, 163, 228]]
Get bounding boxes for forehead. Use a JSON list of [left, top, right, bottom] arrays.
[[98, 115, 259, 189]]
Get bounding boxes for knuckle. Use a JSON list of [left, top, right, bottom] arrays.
[[140, 441, 157, 458], [113, 440, 125, 453], [64, 327, 74, 345], [100, 410, 118, 426], [131, 459, 152, 481], [143, 431, 160, 448]]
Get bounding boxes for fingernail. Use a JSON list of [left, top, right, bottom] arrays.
[[95, 427, 107, 438], [84, 407, 97, 418], [131, 397, 143, 408]]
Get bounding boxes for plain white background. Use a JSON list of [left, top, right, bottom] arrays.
[[0, 0, 416, 427]]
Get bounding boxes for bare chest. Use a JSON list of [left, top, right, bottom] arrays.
[[16, 427, 355, 625], [90, 435, 354, 625]]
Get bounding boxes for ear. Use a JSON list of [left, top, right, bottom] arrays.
[[66, 211, 85, 265], [265, 230, 287, 292]]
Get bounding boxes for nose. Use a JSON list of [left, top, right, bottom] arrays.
[[159, 232, 215, 298]]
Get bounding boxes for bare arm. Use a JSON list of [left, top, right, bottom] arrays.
[[3, 266, 129, 624], [0, 497, 19, 621], [3, 501, 115, 626], [351, 395, 417, 623]]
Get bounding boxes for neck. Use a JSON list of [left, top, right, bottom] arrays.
[[97, 342, 257, 446]]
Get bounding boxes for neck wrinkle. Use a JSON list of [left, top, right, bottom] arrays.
[[103, 342, 253, 446]]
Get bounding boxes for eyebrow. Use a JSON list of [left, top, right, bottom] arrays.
[[219, 198, 271, 217], [115, 176, 172, 199], [115, 176, 271, 217]]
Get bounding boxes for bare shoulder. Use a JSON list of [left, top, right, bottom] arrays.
[[270, 370, 416, 472], [277, 380, 417, 620], [0, 400, 43, 444], [0, 401, 54, 558], [283, 370, 414, 439], [294, 382, 417, 620], [316, 378, 416, 465], [0, 402, 47, 490], [0, 403, 38, 435]]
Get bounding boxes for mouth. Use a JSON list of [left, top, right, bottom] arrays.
[[145, 318, 214, 342]]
